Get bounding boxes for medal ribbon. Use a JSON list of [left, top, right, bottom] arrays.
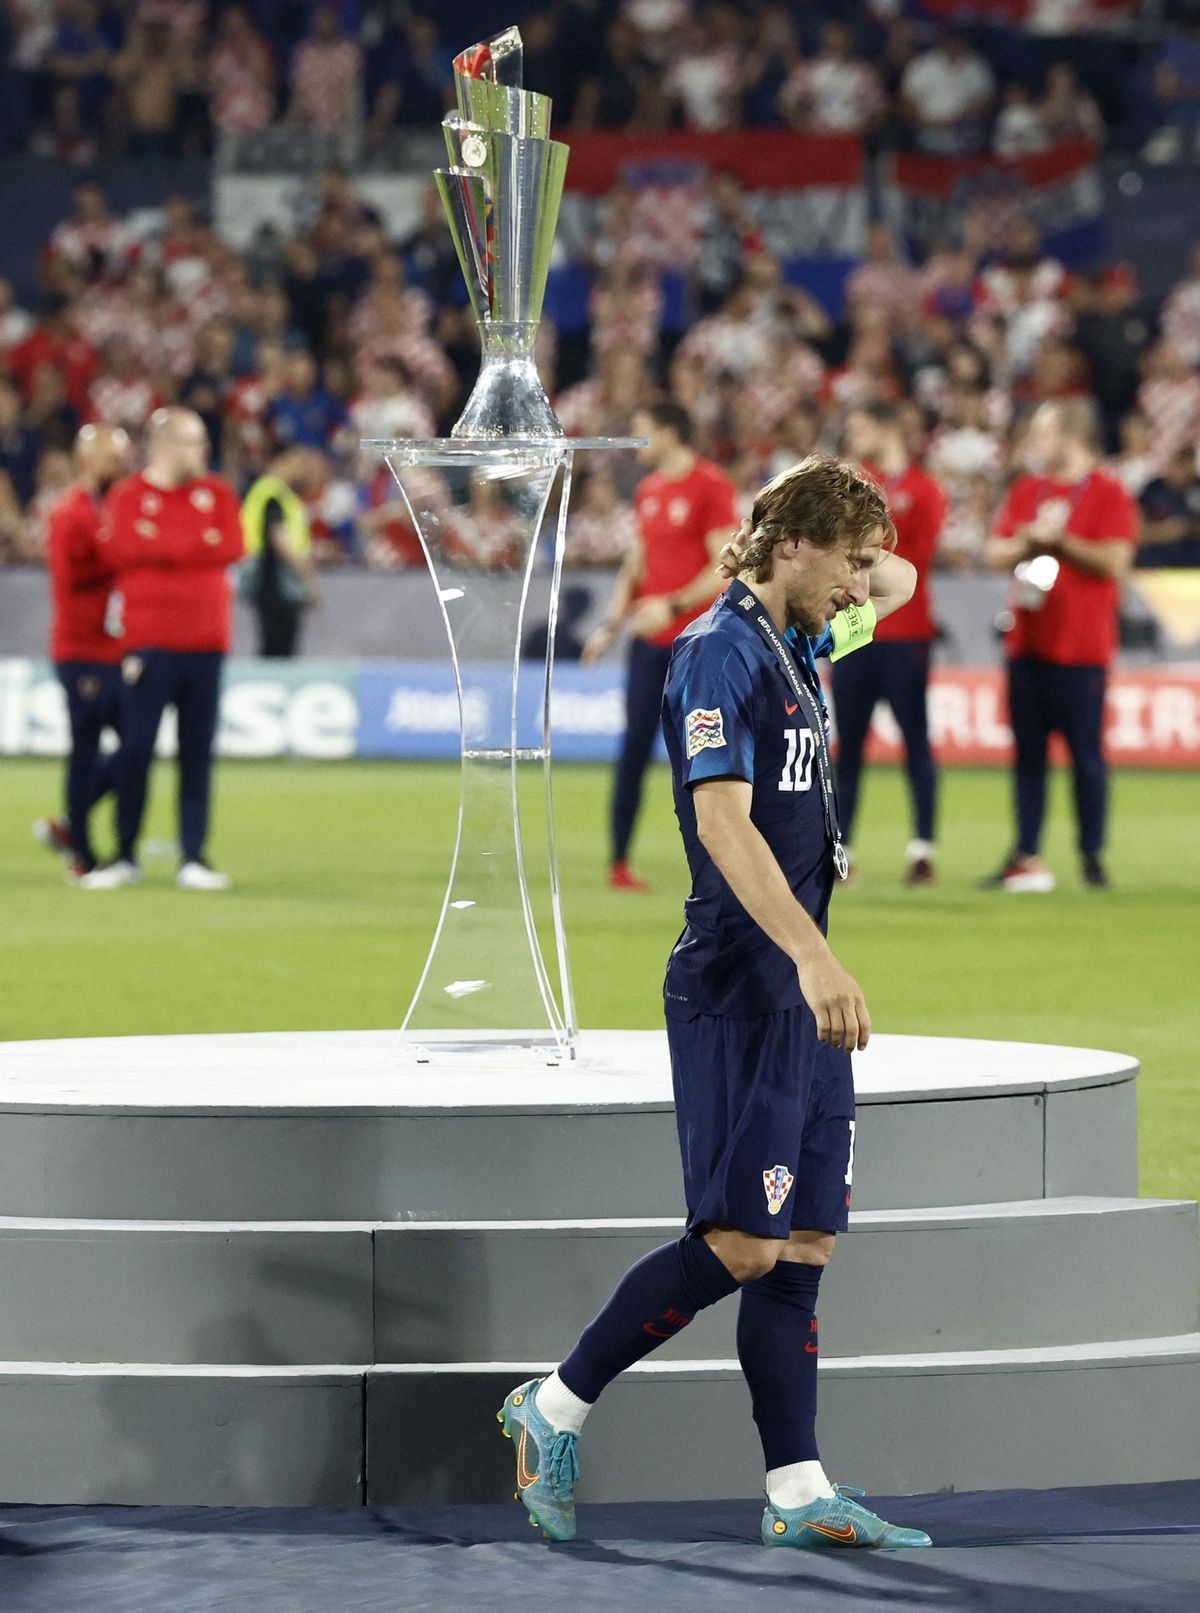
[[727, 578, 848, 880]]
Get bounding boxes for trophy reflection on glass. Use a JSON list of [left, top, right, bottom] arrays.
[[363, 28, 639, 1067]]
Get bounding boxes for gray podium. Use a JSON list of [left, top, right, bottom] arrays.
[[0, 1028, 1195, 1506]]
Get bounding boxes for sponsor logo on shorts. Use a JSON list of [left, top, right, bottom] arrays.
[[685, 706, 725, 758], [763, 1164, 795, 1216]]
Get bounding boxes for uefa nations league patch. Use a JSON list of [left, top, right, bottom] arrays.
[[685, 706, 725, 758]]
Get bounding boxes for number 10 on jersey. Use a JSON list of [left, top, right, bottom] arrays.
[[779, 728, 816, 793]]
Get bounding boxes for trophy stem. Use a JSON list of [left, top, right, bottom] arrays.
[[387, 447, 575, 1065], [453, 321, 561, 440]]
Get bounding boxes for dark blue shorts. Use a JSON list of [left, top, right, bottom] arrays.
[[667, 1003, 856, 1239]]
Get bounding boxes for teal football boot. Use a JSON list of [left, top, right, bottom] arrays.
[[497, 1378, 581, 1542], [763, 1486, 932, 1550]]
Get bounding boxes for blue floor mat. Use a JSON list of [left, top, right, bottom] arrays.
[[1, 1482, 1198, 1612]]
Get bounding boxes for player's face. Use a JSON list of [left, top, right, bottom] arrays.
[[788, 525, 884, 634]]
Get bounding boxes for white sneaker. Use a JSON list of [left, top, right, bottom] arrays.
[[79, 860, 142, 890], [176, 861, 232, 891], [1003, 861, 1055, 894]]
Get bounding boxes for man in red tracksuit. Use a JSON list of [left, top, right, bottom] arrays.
[[83, 408, 244, 891], [36, 424, 132, 879], [982, 398, 1137, 892], [836, 401, 948, 883], [582, 401, 739, 891]]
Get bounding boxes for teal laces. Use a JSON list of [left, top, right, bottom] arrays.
[[545, 1431, 581, 1499]]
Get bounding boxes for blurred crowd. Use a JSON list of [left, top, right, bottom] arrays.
[[1, 0, 1198, 160], [4, 162, 1200, 574]]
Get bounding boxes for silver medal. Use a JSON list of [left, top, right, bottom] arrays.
[[833, 842, 849, 881]]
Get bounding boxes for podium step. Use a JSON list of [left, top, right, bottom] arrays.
[[374, 1197, 1200, 1362], [0, 1198, 1192, 1365], [367, 1336, 1200, 1505], [2, 1336, 1196, 1506], [0, 1364, 363, 1506]]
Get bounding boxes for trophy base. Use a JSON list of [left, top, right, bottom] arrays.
[[451, 350, 562, 440]]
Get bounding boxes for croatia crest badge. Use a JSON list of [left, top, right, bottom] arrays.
[[763, 1164, 795, 1216], [685, 706, 725, 758]]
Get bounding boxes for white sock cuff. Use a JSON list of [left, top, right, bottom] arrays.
[[766, 1459, 836, 1509], [534, 1370, 593, 1435], [906, 839, 935, 861]]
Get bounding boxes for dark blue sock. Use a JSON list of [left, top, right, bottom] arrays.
[[736, 1260, 823, 1470], [558, 1232, 742, 1404]]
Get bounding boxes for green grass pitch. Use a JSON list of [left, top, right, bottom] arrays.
[[2, 756, 1198, 1203]]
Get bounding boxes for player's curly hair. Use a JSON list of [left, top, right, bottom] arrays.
[[732, 455, 893, 582]]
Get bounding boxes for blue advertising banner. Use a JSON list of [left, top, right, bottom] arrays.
[[0, 657, 652, 763]]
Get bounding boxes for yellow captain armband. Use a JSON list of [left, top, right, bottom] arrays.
[[828, 598, 877, 662]]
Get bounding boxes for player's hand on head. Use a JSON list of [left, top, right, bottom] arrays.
[[794, 946, 871, 1052], [716, 519, 753, 580]]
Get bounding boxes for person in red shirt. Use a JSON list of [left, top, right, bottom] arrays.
[[983, 398, 1138, 892], [7, 294, 100, 415], [83, 408, 245, 891], [836, 402, 947, 884], [582, 401, 739, 890], [34, 423, 132, 879]]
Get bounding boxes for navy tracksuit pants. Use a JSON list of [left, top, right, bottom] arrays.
[[116, 649, 223, 865], [831, 639, 937, 848], [612, 637, 673, 864], [56, 660, 123, 868], [1007, 658, 1108, 858]]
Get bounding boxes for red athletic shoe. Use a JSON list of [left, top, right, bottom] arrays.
[[609, 861, 650, 892], [33, 816, 73, 858]]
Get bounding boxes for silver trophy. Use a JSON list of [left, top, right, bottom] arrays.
[[437, 27, 568, 438], [363, 27, 639, 1067]]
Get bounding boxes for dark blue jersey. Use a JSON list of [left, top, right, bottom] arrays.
[[662, 590, 835, 1020]]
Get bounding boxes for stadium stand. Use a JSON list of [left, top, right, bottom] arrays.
[[0, 0, 1199, 579]]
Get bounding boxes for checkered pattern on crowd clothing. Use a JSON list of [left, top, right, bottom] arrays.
[[590, 278, 663, 358], [349, 392, 436, 446], [677, 310, 777, 381], [554, 379, 605, 439], [87, 375, 160, 431], [209, 40, 275, 134], [1161, 275, 1200, 369], [844, 260, 923, 328], [48, 218, 135, 280], [444, 508, 523, 571], [927, 422, 1007, 561], [1137, 373, 1200, 469], [291, 36, 362, 132], [354, 336, 453, 409], [565, 503, 638, 566], [627, 184, 704, 270]]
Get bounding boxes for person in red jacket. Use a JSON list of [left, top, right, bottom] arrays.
[[582, 401, 739, 891], [34, 423, 132, 880], [83, 408, 244, 891], [983, 398, 1138, 892], [836, 402, 948, 884]]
